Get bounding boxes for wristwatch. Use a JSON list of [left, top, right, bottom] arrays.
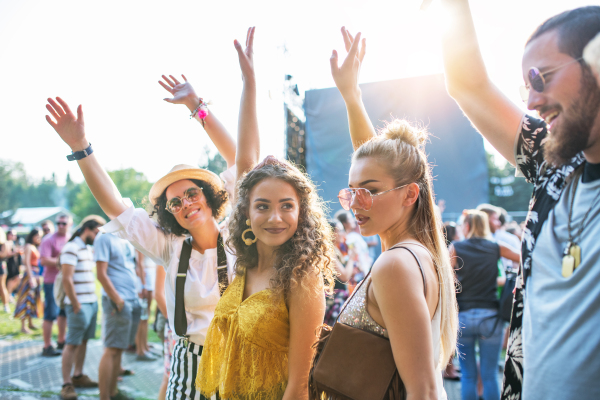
[[67, 143, 93, 161]]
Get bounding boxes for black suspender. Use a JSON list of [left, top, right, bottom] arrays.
[[174, 234, 229, 339]]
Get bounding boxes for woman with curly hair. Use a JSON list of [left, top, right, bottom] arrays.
[[44, 52, 241, 400], [196, 28, 336, 400]]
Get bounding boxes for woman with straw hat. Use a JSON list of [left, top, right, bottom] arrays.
[[44, 57, 244, 400]]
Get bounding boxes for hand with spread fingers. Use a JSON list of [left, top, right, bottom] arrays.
[[330, 27, 367, 101], [158, 74, 201, 112], [234, 26, 256, 85], [45, 97, 89, 152]]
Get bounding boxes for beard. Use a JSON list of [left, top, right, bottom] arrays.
[[84, 236, 95, 246], [544, 66, 600, 167]]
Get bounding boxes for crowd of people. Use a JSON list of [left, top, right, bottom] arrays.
[[0, 214, 164, 400], [1, 2, 600, 400]]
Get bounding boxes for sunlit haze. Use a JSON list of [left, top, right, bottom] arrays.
[[1, 0, 596, 183]]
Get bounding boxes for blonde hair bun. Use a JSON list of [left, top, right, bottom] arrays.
[[380, 119, 428, 149]]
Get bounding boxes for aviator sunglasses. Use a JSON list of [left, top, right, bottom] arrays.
[[519, 57, 582, 102], [165, 187, 203, 214], [338, 184, 408, 211]]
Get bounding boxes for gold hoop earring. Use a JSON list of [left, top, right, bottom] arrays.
[[242, 219, 258, 246]]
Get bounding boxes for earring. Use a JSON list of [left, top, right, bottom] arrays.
[[242, 219, 258, 246]]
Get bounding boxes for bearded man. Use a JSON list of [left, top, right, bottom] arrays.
[[442, 3, 600, 400]]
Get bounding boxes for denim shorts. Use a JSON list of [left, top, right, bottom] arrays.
[[43, 283, 67, 321], [65, 302, 98, 345], [102, 296, 141, 349]]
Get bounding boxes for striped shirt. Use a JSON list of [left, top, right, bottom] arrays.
[[59, 237, 97, 305]]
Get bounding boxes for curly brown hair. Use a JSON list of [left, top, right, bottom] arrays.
[[149, 179, 229, 237], [227, 159, 336, 298]]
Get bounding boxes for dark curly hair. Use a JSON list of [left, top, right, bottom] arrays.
[[227, 158, 336, 298], [149, 179, 229, 237]]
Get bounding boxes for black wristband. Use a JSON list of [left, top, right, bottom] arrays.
[[67, 143, 93, 161]]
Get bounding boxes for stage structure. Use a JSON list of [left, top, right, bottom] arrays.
[[284, 75, 307, 170], [303, 73, 489, 218]]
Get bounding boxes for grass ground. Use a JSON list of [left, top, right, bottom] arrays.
[[0, 268, 160, 344]]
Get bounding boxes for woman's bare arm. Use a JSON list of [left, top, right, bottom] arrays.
[[45, 98, 127, 219], [499, 243, 521, 263], [158, 74, 236, 167], [283, 272, 325, 400], [233, 27, 260, 184], [330, 27, 376, 150], [371, 251, 439, 400]]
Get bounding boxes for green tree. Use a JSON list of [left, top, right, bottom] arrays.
[[199, 147, 227, 176], [487, 152, 533, 211], [70, 168, 153, 221]]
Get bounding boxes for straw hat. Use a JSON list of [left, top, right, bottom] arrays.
[[149, 164, 223, 205]]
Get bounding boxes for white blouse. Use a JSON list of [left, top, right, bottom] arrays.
[[102, 167, 236, 346]]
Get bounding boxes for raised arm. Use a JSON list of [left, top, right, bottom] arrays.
[[440, 0, 523, 164], [159, 74, 236, 167], [330, 27, 376, 150], [234, 27, 260, 180], [45, 98, 127, 219]]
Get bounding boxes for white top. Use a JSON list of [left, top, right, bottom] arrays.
[[102, 166, 237, 346], [59, 237, 97, 305]]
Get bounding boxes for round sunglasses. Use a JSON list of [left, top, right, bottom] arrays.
[[338, 184, 408, 211], [519, 57, 582, 102], [165, 187, 203, 214]]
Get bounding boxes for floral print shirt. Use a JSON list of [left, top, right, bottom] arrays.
[[501, 115, 586, 400]]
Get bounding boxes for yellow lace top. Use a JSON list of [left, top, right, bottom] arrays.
[[196, 273, 289, 399]]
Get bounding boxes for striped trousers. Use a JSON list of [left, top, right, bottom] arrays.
[[166, 340, 216, 400]]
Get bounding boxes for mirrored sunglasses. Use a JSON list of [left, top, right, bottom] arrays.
[[519, 57, 582, 102], [165, 187, 203, 214]]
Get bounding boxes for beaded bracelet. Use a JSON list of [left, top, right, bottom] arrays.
[[190, 98, 209, 127]]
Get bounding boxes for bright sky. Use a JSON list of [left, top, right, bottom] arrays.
[[0, 0, 596, 185]]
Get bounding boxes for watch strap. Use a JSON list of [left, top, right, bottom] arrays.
[[67, 143, 93, 161]]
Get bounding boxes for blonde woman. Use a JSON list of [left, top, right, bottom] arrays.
[[326, 28, 458, 399]]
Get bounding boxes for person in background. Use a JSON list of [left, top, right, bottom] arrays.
[[335, 210, 372, 284], [59, 216, 105, 400], [5, 230, 23, 302], [94, 232, 141, 400], [477, 204, 521, 273], [13, 229, 44, 333], [0, 228, 12, 313], [450, 210, 520, 400], [39, 213, 72, 356], [39, 220, 55, 278], [134, 251, 156, 362], [41, 220, 55, 237], [324, 220, 356, 326]]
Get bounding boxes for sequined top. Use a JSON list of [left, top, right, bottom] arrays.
[[196, 273, 289, 400]]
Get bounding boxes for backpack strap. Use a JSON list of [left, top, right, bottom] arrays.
[[387, 244, 428, 297]]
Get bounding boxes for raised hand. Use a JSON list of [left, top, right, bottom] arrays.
[[45, 97, 89, 151], [234, 27, 256, 84], [330, 27, 366, 101], [158, 74, 200, 111]]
